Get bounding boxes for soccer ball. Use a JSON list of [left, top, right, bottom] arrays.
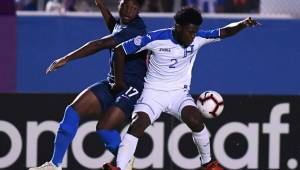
[[196, 90, 224, 118]]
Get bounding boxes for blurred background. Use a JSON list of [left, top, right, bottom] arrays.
[[1, 0, 300, 170], [11, 0, 300, 15]]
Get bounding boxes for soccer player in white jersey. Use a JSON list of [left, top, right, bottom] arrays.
[[102, 7, 259, 170]]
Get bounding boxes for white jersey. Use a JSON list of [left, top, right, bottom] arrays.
[[121, 27, 220, 91]]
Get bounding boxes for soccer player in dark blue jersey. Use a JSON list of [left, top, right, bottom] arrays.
[[29, 0, 146, 170]]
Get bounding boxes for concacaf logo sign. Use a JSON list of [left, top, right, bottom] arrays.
[[0, 94, 299, 170]]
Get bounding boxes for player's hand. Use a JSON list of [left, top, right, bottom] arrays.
[[95, 0, 103, 7], [110, 80, 127, 92], [46, 57, 68, 74], [242, 17, 261, 27]]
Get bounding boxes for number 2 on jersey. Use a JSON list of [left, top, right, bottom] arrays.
[[169, 59, 178, 68]]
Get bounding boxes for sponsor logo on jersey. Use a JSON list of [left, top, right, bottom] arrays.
[[159, 48, 171, 52]]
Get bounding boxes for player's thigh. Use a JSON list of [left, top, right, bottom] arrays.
[[133, 88, 167, 124], [167, 90, 196, 121], [181, 105, 204, 132], [97, 84, 142, 130], [170, 91, 204, 131], [71, 81, 114, 117], [113, 85, 143, 121]]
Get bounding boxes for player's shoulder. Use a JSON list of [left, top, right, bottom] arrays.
[[128, 16, 146, 29], [147, 28, 173, 41]]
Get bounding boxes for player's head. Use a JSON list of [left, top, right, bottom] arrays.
[[173, 7, 203, 47], [118, 0, 144, 24]]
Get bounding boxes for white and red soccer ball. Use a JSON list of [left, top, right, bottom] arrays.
[[196, 90, 224, 118]]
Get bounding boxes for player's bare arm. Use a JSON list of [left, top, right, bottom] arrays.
[[46, 35, 117, 74], [95, 0, 116, 32], [220, 17, 260, 38], [95, 0, 127, 91], [111, 46, 127, 91]]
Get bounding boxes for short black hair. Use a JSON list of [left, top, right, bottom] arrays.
[[129, 0, 145, 7], [136, 0, 145, 6], [174, 7, 203, 26]]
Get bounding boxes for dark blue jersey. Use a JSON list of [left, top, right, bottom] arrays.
[[107, 16, 147, 89]]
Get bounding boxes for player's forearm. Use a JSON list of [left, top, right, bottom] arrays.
[[96, 1, 116, 32], [219, 20, 246, 38], [64, 37, 117, 62], [63, 40, 104, 62], [113, 47, 126, 83]]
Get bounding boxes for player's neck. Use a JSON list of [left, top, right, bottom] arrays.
[[172, 29, 188, 48], [172, 29, 184, 47]]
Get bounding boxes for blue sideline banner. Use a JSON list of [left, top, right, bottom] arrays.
[[16, 16, 300, 95]]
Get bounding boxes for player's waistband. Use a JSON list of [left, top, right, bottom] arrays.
[[144, 83, 190, 91]]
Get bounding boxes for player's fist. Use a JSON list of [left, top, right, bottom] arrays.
[[242, 17, 261, 27], [46, 57, 68, 74], [95, 0, 103, 7]]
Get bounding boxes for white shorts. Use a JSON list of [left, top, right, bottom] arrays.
[[132, 88, 196, 124]]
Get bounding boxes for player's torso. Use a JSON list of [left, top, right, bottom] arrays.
[[150, 41, 197, 74], [145, 38, 200, 90], [108, 18, 147, 85]]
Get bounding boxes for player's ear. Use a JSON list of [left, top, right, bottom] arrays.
[[175, 24, 183, 32]]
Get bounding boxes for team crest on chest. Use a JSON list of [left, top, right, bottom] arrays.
[[183, 45, 194, 58], [134, 36, 142, 46]]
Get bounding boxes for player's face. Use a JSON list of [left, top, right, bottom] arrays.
[[176, 24, 199, 47], [118, 0, 141, 24]]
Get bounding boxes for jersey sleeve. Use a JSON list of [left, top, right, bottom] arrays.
[[113, 26, 146, 45], [196, 29, 221, 44], [197, 29, 221, 38], [120, 34, 152, 55]]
